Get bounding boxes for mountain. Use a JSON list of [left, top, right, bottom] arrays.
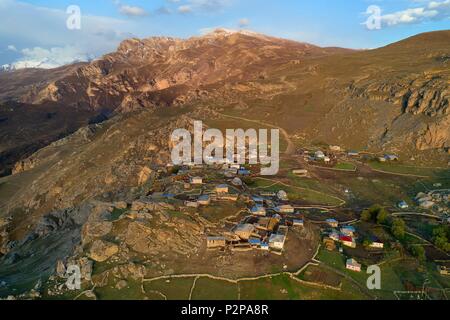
[[0, 30, 449, 177], [0, 28, 448, 227], [253, 30, 450, 156], [15, 29, 347, 110], [0, 29, 350, 176]]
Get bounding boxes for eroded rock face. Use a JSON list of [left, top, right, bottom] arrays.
[[415, 119, 450, 150], [89, 240, 119, 262], [82, 221, 113, 244], [12, 158, 36, 175], [404, 84, 449, 117], [347, 71, 449, 152], [27, 31, 322, 112], [137, 166, 153, 186], [123, 214, 204, 257], [124, 222, 155, 255]]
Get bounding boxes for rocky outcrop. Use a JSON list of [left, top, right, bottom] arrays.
[[123, 218, 204, 257], [12, 158, 37, 175], [416, 119, 450, 150], [137, 166, 153, 186], [403, 81, 449, 117], [346, 70, 449, 152], [82, 221, 113, 243], [23, 29, 327, 112], [89, 240, 119, 262]]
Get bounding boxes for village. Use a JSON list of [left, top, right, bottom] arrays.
[[152, 149, 388, 275], [32, 137, 447, 302], [117, 134, 448, 301], [158, 161, 301, 255], [301, 146, 449, 217], [149, 136, 449, 280], [4, 139, 448, 301]]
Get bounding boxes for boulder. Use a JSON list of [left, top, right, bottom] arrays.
[[56, 260, 66, 277], [79, 257, 93, 281], [124, 222, 155, 255], [114, 201, 128, 210], [89, 240, 119, 262], [115, 280, 128, 290], [138, 166, 153, 186], [82, 221, 113, 244]]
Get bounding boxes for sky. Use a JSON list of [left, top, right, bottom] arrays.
[[0, 0, 449, 69]]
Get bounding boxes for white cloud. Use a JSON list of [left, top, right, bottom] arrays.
[[178, 5, 192, 14], [11, 46, 92, 69], [380, 0, 450, 26], [238, 18, 250, 28], [176, 0, 231, 14], [189, 0, 231, 11], [7, 45, 17, 52], [119, 5, 148, 17], [0, 0, 136, 69]]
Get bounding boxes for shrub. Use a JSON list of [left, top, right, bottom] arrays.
[[391, 218, 406, 240]]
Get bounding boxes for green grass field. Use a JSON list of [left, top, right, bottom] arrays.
[[338, 175, 417, 207], [95, 278, 148, 300], [191, 278, 239, 300], [315, 247, 450, 300], [239, 274, 367, 300], [199, 202, 245, 222], [316, 248, 404, 299], [334, 162, 357, 171], [251, 177, 344, 206], [368, 161, 450, 178], [143, 278, 194, 300]]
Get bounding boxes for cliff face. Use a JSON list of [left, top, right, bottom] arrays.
[[403, 80, 449, 117], [347, 75, 449, 151], [330, 31, 450, 153]]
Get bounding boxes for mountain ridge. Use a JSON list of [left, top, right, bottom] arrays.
[[0, 30, 449, 177]]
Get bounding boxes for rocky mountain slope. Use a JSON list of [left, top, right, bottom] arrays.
[[0, 29, 449, 298], [17, 29, 346, 110], [1, 30, 448, 178], [0, 29, 449, 238], [0, 29, 349, 176]]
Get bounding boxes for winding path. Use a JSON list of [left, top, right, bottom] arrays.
[[217, 113, 295, 155], [254, 176, 346, 207]]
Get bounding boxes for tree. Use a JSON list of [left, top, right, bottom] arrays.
[[361, 209, 372, 222], [363, 238, 373, 248], [391, 218, 406, 239], [361, 205, 389, 224], [432, 226, 449, 239], [432, 226, 450, 253], [410, 245, 426, 263], [376, 208, 389, 225]]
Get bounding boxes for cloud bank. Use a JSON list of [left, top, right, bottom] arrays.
[[0, 0, 134, 69], [380, 0, 450, 26]]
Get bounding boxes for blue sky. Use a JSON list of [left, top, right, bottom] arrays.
[[0, 0, 449, 68]]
